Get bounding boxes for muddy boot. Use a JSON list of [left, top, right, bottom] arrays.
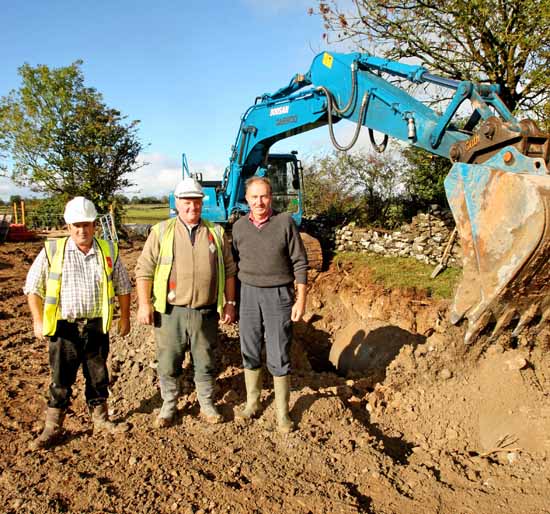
[[195, 380, 222, 424], [29, 407, 65, 451], [235, 368, 262, 420], [155, 376, 179, 428], [273, 375, 295, 434], [90, 403, 129, 434]]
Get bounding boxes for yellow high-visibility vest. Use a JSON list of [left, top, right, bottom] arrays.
[[43, 237, 118, 336], [151, 218, 225, 315]]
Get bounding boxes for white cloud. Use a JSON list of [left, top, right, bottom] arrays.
[[0, 176, 38, 201], [186, 159, 225, 182], [0, 153, 225, 202], [122, 153, 225, 199], [121, 153, 180, 198]]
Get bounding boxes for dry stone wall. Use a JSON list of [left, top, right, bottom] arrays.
[[334, 206, 462, 267]]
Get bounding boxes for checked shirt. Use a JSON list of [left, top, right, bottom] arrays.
[[24, 238, 131, 321]]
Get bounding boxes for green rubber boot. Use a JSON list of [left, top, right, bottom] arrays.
[[235, 368, 262, 420], [273, 375, 295, 433], [195, 380, 222, 424], [155, 376, 179, 428]]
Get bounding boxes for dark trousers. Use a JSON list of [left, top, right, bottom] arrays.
[[239, 283, 294, 376], [154, 305, 218, 383], [47, 319, 110, 409]]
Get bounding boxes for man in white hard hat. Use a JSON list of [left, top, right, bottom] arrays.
[[24, 196, 132, 450], [136, 176, 237, 427]]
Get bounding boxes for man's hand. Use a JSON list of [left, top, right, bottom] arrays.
[[291, 283, 307, 322], [117, 317, 131, 337], [137, 302, 154, 325], [33, 319, 45, 340], [291, 300, 306, 322], [28, 294, 45, 340], [221, 303, 236, 325]]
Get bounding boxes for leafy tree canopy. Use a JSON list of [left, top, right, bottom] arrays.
[[401, 147, 451, 209], [312, 0, 550, 118], [303, 147, 406, 227], [0, 61, 145, 212]]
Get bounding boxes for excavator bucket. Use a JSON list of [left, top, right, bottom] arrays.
[[445, 147, 550, 344]]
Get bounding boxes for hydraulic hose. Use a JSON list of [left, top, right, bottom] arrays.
[[317, 86, 370, 152], [330, 62, 358, 116], [368, 128, 388, 153]]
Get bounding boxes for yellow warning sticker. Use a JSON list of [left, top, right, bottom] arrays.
[[322, 52, 333, 69]]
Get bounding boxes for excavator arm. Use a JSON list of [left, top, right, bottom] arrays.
[[221, 51, 550, 343]]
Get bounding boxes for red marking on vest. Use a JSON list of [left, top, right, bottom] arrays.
[[106, 256, 113, 268], [208, 232, 214, 243], [169, 281, 176, 290]]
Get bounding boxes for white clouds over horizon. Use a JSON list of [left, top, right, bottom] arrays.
[[122, 153, 225, 199], [0, 176, 36, 201]]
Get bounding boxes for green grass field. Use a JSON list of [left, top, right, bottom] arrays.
[[122, 204, 169, 224], [334, 251, 461, 299]]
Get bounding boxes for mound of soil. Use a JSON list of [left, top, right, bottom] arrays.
[[0, 240, 549, 513]]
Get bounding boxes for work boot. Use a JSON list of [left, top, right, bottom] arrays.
[[90, 403, 129, 434], [155, 376, 179, 428], [273, 375, 295, 433], [29, 407, 65, 451], [195, 380, 222, 424], [235, 368, 262, 420]]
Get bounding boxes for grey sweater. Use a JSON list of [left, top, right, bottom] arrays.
[[232, 212, 308, 287]]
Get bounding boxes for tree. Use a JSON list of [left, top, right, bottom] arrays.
[[401, 147, 451, 209], [0, 61, 145, 213], [336, 149, 405, 226], [114, 194, 130, 205], [312, 0, 550, 117], [303, 152, 358, 221], [304, 148, 405, 227]]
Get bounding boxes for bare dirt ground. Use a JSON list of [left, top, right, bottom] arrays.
[[1, 239, 549, 514]]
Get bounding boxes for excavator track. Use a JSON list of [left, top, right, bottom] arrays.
[[445, 147, 550, 343]]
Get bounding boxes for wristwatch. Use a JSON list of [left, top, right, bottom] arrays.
[[225, 300, 237, 306]]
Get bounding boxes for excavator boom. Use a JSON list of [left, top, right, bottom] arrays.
[[209, 51, 550, 342]]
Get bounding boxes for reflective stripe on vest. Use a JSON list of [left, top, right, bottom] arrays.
[[151, 218, 225, 314], [42, 237, 118, 336]]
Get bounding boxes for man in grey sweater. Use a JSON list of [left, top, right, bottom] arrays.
[[232, 176, 308, 433]]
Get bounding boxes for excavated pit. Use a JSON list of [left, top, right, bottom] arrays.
[[1, 239, 549, 514]]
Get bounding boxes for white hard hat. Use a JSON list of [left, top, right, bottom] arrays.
[[174, 176, 204, 198], [64, 196, 98, 224]]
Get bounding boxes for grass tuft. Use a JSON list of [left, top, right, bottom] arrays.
[[333, 252, 461, 299]]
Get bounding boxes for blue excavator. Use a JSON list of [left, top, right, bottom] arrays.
[[176, 51, 550, 344]]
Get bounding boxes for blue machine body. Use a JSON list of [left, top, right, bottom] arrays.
[[172, 51, 550, 342]]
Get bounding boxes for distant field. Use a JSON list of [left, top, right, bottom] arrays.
[[122, 204, 169, 224]]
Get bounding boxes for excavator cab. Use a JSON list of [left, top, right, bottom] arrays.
[[263, 152, 303, 224]]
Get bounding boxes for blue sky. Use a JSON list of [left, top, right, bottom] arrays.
[[0, 0, 362, 200]]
